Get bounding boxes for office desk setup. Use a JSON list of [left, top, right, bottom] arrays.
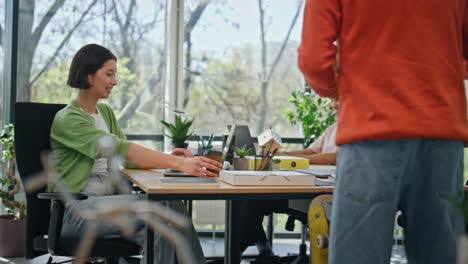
[[124, 168, 468, 264], [123, 168, 333, 264]]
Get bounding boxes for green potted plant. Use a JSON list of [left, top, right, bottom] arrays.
[[285, 85, 336, 148], [160, 115, 194, 149], [233, 145, 253, 170], [0, 124, 26, 257], [270, 158, 281, 171]]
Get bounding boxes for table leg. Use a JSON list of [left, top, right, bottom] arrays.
[[145, 223, 154, 264], [225, 200, 242, 264]]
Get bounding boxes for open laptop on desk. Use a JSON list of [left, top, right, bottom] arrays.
[[164, 125, 236, 177], [226, 125, 256, 163]]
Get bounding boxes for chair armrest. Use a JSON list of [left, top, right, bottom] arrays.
[[38, 192, 89, 200]]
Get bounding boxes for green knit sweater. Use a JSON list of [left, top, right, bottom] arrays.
[[48, 100, 137, 193]]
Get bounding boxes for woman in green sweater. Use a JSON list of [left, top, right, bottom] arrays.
[[50, 43, 220, 264]]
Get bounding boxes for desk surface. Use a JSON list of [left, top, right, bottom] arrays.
[[124, 169, 468, 193], [124, 168, 468, 264], [124, 169, 333, 194]]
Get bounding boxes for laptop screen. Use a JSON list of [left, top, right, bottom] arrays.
[[221, 124, 236, 164], [229, 125, 255, 154]]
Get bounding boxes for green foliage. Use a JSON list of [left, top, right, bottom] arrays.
[[0, 124, 14, 164], [160, 115, 194, 143], [285, 86, 336, 147], [108, 58, 140, 111], [32, 58, 154, 134], [184, 43, 304, 136], [32, 61, 76, 103], [0, 124, 26, 219], [234, 144, 252, 158]]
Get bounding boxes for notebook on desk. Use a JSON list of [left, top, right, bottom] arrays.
[[159, 177, 219, 187], [220, 170, 315, 186], [163, 125, 237, 177], [294, 165, 336, 186], [295, 165, 336, 178]]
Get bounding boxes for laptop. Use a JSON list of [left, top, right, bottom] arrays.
[[225, 125, 256, 163], [164, 125, 237, 177]]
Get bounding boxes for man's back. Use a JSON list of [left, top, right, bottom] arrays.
[[298, 2, 467, 263], [298, 0, 468, 145]]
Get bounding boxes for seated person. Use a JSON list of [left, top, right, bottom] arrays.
[[239, 99, 339, 260], [49, 44, 222, 264], [276, 98, 339, 164]]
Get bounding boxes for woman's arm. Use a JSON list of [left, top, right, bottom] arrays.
[[309, 152, 337, 165], [299, 152, 337, 165], [126, 143, 221, 177], [276, 148, 318, 156]]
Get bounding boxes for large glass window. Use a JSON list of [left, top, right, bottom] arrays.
[[16, 0, 167, 137], [0, 1, 4, 125], [183, 0, 306, 235], [183, 0, 304, 138], [0, 0, 5, 215]]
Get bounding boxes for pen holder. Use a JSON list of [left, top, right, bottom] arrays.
[[203, 149, 223, 176], [198, 146, 211, 156], [252, 155, 272, 171]]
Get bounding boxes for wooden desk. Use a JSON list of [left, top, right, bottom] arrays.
[[124, 169, 333, 264]]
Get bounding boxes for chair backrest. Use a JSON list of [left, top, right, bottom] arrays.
[[14, 102, 66, 259]]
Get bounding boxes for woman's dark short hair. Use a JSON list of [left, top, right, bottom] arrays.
[[67, 44, 117, 89]]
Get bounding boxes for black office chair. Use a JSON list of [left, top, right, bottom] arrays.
[[282, 209, 309, 264], [14, 102, 140, 263]]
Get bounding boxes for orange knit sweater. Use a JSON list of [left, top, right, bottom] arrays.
[[298, 0, 468, 145]]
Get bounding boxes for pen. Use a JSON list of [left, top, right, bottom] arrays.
[[271, 147, 279, 157], [207, 133, 214, 148]]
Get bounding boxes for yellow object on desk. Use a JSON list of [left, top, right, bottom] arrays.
[[249, 156, 309, 170]]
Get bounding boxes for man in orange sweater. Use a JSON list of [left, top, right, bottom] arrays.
[[298, 0, 468, 263]]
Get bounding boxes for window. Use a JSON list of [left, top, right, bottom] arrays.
[[0, 1, 5, 126], [16, 0, 167, 138], [182, 0, 304, 138], [183, 0, 306, 235]]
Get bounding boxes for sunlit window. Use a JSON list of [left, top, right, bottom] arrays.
[[17, 0, 167, 136], [183, 0, 304, 138], [0, 1, 4, 125]]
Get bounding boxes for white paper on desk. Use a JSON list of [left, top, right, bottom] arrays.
[[294, 168, 336, 176], [220, 170, 315, 186]]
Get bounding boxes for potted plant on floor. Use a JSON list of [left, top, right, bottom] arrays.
[[233, 145, 253, 170], [0, 124, 26, 257], [160, 115, 194, 149]]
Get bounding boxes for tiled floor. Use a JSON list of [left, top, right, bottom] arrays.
[[2, 237, 407, 264], [200, 237, 407, 264]]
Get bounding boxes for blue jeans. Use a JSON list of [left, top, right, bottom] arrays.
[[330, 139, 464, 264]]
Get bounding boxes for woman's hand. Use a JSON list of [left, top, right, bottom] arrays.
[[179, 157, 222, 178], [171, 148, 194, 158]]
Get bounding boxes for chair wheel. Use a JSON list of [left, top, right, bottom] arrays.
[[316, 234, 329, 249]]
